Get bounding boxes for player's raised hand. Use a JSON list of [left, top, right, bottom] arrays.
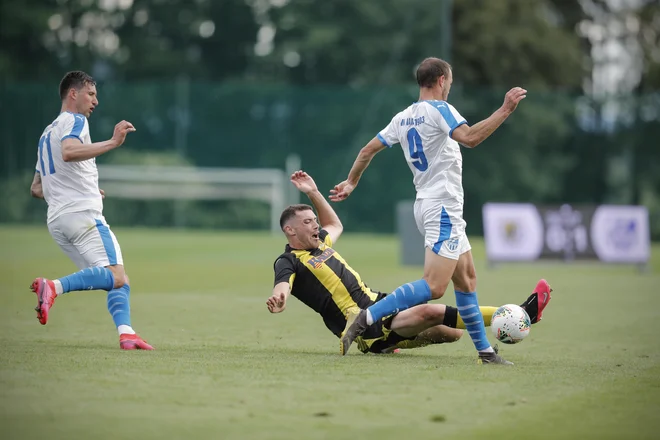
[[111, 120, 136, 147], [290, 170, 318, 194], [329, 180, 355, 202], [99, 189, 105, 199], [502, 87, 527, 114], [266, 291, 287, 313]]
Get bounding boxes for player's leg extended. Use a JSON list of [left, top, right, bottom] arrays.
[[367, 250, 456, 324], [378, 278, 548, 355], [339, 203, 457, 355], [389, 303, 454, 337], [93, 219, 153, 350], [520, 279, 553, 324], [387, 304, 463, 350], [32, 217, 112, 325], [452, 249, 512, 365], [363, 247, 456, 326], [340, 254, 454, 355], [388, 303, 498, 350], [395, 325, 463, 350], [369, 203, 460, 322], [33, 212, 153, 349], [107, 267, 153, 351]]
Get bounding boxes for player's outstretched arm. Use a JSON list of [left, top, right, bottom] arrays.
[[330, 137, 387, 202], [30, 172, 43, 199], [291, 170, 344, 243], [451, 87, 527, 148], [267, 282, 290, 313], [62, 120, 136, 162]]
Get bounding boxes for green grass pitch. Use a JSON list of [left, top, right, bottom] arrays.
[[1, 225, 659, 440]]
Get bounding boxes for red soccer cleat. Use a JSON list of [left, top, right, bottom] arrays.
[[520, 279, 553, 324], [120, 333, 155, 350], [31, 277, 57, 325]]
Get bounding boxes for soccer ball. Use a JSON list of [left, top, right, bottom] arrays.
[[490, 304, 531, 344]]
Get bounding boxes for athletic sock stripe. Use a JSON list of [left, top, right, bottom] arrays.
[[109, 303, 124, 313], [457, 304, 477, 311], [460, 312, 479, 319]]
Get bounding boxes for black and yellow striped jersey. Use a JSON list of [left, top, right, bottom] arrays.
[[273, 229, 384, 337]]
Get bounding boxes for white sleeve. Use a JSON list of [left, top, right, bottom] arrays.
[[60, 113, 88, 142], [376, 114, 400, 148], [428, 102, 467, 137]]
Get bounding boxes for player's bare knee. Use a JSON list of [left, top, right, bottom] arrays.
[[424, 278, 448, 299], [419, 304, 444, 324], [113, 275, 126, 289], [431, 288, 447, 300], [106, 265, 127, 289]]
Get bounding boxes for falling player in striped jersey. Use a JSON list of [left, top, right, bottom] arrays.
[[29, 70, 153, 350], [332, 57, 551, 364]]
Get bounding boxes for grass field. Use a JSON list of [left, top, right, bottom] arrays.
[[1, 225, 659, 440]]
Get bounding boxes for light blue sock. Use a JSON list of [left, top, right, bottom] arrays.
[[107, 284, 131, 327], [455, 290, 491, 351], [368, 279, 432, 322], [58, 267, 115, 293]]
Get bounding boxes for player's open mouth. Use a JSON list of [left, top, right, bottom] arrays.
[[312, 233, 319, 240]]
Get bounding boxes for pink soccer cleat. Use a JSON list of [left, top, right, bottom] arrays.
[[520, 279, 553, 324], [31, 277, 57, 325], [120, 333, 155, 350]]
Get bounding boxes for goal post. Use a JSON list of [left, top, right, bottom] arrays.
[[97, 155, 301, 233]]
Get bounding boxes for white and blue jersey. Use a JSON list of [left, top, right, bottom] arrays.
[[377, 101, 471, 259], [377, 100, 467, 204], [36, 111, 102, 224], [36, 112, 122, 268]]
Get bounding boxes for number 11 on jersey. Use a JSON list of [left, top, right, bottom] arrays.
[[38, 131, 55, 175], [406, 127, 428, 172]]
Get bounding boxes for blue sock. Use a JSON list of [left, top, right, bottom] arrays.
[[368, 279, 432, 322], [58, 267, 115, 293], [107, 284, 131, 327], [455, 290, 491, 351]]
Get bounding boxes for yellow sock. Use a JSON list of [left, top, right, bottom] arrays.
[[456, 306, 498, 329]]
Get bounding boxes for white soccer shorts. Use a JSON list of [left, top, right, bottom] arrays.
[[47, 210, 124, 270], [414, 199, 471, 260]]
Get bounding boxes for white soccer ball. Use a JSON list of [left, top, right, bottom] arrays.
[[490, 304, 531, 344]]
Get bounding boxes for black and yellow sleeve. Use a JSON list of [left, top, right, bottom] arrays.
[[319, 229, 333, 247], [273, 253, 297, 287]]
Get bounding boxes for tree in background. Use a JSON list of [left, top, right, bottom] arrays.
[[0, 0, 257, 81], [0, 0, 658, 236]]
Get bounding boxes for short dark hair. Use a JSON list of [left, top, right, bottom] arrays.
[[416, 57, 452, 88], [280, 204, 314, 230], [59, 71, 96, 100]]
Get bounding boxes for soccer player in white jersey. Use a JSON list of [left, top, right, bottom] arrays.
[[331, 57, 551, 364], [29, 71, 153, 350]]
